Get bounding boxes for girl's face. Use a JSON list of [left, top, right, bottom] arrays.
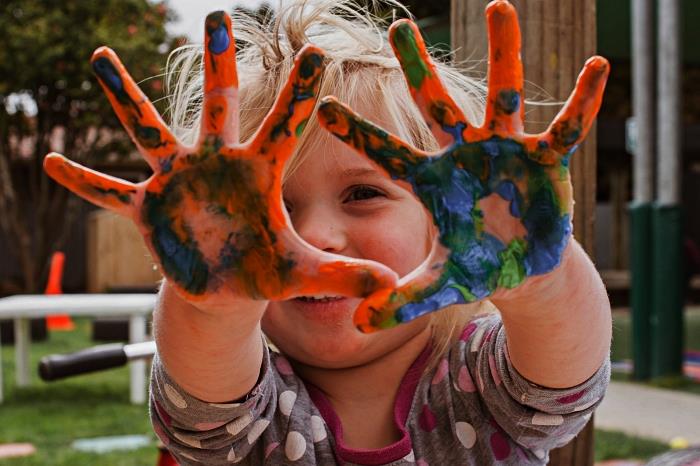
[[261, 131, 434, 369]]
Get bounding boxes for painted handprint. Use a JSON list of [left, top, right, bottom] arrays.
[[44, 12, 397, 308], [318, 0, 609, 332]]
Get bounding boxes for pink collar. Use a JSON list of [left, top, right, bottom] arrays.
[[305, 344, 432, 465]]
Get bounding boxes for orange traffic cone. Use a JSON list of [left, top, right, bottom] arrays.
[[45, 252, 75, 331]]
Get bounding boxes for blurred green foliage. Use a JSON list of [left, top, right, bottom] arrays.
[[0, 0, 176, 153], [0, 0, 178, 293]]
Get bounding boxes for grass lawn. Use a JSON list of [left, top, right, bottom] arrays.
[[594, 429, 669, 462], [0, 318, 157, 465], [0, 316, 680, 465]]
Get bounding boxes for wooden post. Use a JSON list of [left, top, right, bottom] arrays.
[[451, 0, 599, 465]]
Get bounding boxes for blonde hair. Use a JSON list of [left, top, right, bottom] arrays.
[[165, 0, 494, 371]]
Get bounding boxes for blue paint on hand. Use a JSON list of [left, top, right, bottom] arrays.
[[441, 121, 467, 144], [152, 225, 209, 293], [93, 57, 124, 95], [450, 236, 504, 298], [159, 154, 176, 174], [432, 170, 480, 217], [396, 284, 465, 322], [218, 233, 244, 269], [208, 24, 230, 55], [340, 116, 577, 328], [481, 140, 501, 157], [496, 89, 521, 115], [561, 145, 578, 167], [523, 214, 571, 274], [494, 180, 522, 217]]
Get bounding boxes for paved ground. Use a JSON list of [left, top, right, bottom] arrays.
[[596, 461, 643, 466], [596, 381, 700, 445]]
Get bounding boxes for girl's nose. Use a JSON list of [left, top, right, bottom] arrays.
[[292, 208, 348, 254]]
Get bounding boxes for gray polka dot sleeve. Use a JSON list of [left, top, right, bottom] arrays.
[[149, 312, 610, 465]]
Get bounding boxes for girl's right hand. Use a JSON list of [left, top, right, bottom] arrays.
[[318, 1, 608, 332], [44, 12, 397, 313]]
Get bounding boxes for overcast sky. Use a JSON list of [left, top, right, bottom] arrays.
[[166, 0, 271, 41]]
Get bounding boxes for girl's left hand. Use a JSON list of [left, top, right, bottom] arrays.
[[43, 12, 398, 312], [318, 0, 609, 332]]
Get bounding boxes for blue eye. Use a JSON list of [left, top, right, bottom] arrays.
[[345, 185, 384, 202]]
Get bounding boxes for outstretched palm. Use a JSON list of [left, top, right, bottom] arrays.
[[318, 0, 609, 332], [44, 12, 396, 309]]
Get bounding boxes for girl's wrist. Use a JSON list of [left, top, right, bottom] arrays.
[[159, 278, 267, 322], [155, 279, 266, 402], [492, 238, 612, 388], [490, 238, 579, 310]]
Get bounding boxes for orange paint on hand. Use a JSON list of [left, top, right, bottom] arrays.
[[44, 13, 398, 311], [320, 0, 610, 332]]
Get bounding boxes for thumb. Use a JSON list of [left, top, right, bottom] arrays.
[[353, 242, 471, 332]]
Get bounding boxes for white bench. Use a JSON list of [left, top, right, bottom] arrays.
[[0, 294, 156, 404]]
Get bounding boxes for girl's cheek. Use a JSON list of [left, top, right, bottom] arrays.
[[349, 206, 430, 275]]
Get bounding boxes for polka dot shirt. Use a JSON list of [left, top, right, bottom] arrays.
[[150, 313, 609, 465]]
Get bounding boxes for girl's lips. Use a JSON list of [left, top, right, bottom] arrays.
[[290, 296, 358, 323], [295, 296, 345, 303]]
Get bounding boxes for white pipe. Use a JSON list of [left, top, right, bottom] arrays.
[[657, 0, 682, 205], [632, 0, 654, 203]]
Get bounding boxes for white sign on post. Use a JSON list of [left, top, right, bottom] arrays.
[[626, 116, 638, 156]]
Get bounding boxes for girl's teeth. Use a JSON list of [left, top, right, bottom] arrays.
[[297, 296, 343, 303]]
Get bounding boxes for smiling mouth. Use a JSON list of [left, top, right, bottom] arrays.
[[294, 295, 345, 303]]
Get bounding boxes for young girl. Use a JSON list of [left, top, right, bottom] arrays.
[[44, 0, 612, 464]]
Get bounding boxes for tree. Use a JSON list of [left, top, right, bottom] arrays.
[[0, 0, 178, 292]]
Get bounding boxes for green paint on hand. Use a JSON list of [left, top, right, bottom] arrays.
[[449, 283, 477, 302], [497, 238, 527, 289], [295, 118, 308, 138], [471, 206, 485, 237], [393, 23, 432, 90], [378, 315, 400, 328]]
